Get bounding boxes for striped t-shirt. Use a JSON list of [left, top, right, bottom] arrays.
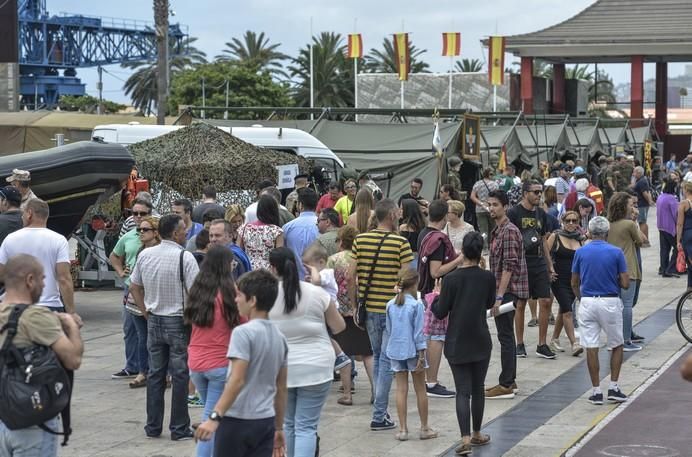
[[351, 229, 414, 313]]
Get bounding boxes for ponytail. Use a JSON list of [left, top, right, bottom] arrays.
[[269, 247, 302, 313], [394, 267, 419, 306]]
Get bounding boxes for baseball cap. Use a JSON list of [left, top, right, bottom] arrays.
[[573, 166, 585, 175], [0, 186, 22, 206], [5, 169, 30, 183]]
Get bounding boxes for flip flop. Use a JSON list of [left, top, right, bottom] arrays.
[[129, 377, 147, 389]]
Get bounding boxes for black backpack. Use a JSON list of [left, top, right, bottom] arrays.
[[0, 304, 71, 442]]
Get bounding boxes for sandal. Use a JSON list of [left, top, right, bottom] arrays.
[[395, 431, 409, 441], [129, 376, 147, 389], [470, 434, 491, 446], [420, 427, 438, 440], [455, 443, 472, 455], [337, 396, 353, 406]]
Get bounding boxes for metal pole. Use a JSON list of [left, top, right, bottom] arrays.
[[55, 133, 64, 147], [224, 80, 229, 120], [493, 85, 497, 112], [201, 77, 206, 119], [401, 80, 405, 109], [448, 56, 453, 109], [97, 65, 103, 115], [354, 58, 358, 121], [34, 82, 38, 111], [309, 17, 314, 120]]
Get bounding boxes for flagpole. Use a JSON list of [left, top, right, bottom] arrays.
[[448, 56, 453, 109], [400, 19, 405, 110], [354, 18, 358, 122], [309, 17, 314, 120], [493, 85, 497, 112]]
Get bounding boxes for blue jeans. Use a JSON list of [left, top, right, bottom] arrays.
[[0, 417, 59, 457], [620, 285, 637, 342], [190, 366, 228, 457], [145, 314, 190, 439], [366, 312, 393, 423], [125, 310, 148, 374], [285, 381, 331, 457]]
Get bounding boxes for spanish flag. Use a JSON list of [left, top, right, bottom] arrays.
[[488, 36, 505, 86], [498, 144, 508, 171], [393, 33, 410, 81], [347, 34, 363, 59], [442, 32, 461, 57]]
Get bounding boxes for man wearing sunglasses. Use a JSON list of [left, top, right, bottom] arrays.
[[109, 198, 152, 380], [508, 180, 557, 360]]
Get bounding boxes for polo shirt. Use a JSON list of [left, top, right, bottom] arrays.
[[111, 228, 142, 286], [572, 240, 627, 297], [351, 229, 414, 313]]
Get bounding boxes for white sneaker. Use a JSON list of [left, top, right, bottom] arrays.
[[549, 338, 565, 352]]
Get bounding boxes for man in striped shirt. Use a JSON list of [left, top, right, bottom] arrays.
[[350, 199, 413, 431]]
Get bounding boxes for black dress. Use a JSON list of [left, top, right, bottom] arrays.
[[550, 235, 581, 314]]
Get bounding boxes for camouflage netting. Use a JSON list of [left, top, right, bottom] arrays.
[[128, 123, 311, 211]]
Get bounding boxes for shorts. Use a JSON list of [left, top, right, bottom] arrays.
[[637, 206, 648, 224], [391, 356, 429, 372], [578, 297, 624, 349], [527, 264, 551, 299], [428, 334, 445, 342]]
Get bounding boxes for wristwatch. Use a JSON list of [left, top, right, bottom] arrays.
[[209, 411, 222, 422]]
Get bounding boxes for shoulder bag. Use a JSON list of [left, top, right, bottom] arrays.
[[353, 233, 390, 329]]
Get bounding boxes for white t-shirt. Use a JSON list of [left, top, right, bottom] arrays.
[[0, 227, 70, 308], [269, 280, 335, 388], [318, 269, 338, 302]]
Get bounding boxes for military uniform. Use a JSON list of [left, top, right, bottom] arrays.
[[611, 162, 633, 192]]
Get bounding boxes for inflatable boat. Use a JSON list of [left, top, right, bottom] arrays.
[[0, 140, 134, 237]]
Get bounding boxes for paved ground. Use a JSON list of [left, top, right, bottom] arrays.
[[58, 209, 692, 457]]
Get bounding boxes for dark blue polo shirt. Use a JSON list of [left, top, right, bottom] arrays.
[[572, 240, 627, 296]]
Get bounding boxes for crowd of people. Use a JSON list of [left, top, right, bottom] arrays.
[[0, 150, 691, 457]]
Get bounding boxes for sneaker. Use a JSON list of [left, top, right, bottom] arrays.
[[572, 343, 584, 357], [485, 384, 515, 399], [536, 344, 557, 359], [516, 343, 527, 358], [426, 383, 456, 398], [171, 429, 194, 441], [623, 342, 642, 352], [370, 417, 397, 431], [607, 387, 628, 403], [527, 318, 538, 327], [334, 353, 351, 371], [187, 395, 204, 408], [549, 338, 565, 352], [511, 382, 518, 393], [588, 392, 604, 405], [111, 369, 137, 379], [630, 332, 645, 343]]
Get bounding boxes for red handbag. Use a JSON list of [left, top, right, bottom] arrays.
[[677, 249, 687, 274]]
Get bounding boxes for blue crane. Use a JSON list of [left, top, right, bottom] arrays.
[[17, 0, 187, 109]]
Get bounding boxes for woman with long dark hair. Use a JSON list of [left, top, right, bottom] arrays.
[[348, 188, 375, 233], [238, 194, 284, 270], [185, 245, 246, 457], [399, 198, 427, 264], [677, 181, 692, 290], [439, 184, 461, 202], [268, 247, 346, 457]]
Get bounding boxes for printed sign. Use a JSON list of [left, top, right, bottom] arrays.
[[276, 164, 299, 190]]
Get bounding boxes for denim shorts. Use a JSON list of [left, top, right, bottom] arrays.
[[391, 356, 429, 372], [637, 206, 649, 224]]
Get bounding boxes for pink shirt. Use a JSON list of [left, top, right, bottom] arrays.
[[188, 291, 247, 372]]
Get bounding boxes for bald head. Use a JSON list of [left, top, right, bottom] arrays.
[[3, 254, 45, 304]]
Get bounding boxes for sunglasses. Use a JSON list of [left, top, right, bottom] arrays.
[[344, 185, 356, 189], [136, 227, 155, 233], [132, 211, 150, 217], [530, 190, 542, 195], [564, 219, 579, 224]]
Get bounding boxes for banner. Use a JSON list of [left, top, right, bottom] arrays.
[[644, 139, 653, 175], [462, 114, 481, 159], [432, 121, 442, 157], [488, 36, 505, 86], [347, 34, 363, 59], [393, 33, 410, 81], [442, 32, 461, 57], [498, 144, 508, 171]]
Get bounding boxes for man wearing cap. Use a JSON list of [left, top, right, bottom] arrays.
[[6, 169, 37, 210], [285, 174, 309, 217], [316, 180, 342, 213], [0, 186, 24, 246], [571, 216, 629, 405]]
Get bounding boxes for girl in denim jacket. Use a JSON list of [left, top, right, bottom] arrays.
[[385, 268, 438, 442]]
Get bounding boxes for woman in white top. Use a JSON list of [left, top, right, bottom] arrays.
[[444, 200, 475, 255], [268, 247, 345, 457]]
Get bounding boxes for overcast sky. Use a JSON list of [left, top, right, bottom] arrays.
[[48, 0, 682, 105]]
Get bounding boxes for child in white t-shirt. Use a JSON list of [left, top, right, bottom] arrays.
[[303, 243, 353, 405]]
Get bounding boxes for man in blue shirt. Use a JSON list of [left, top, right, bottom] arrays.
[[571, 216, 630, 406], [282, 188, 319, 280], [172, 198, 203, 241], [208, 219, 251, 279]]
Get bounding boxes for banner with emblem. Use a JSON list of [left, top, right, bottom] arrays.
[[488, 36, 505, 86], [462, 114, 481, 160], [393, 33, 410, 81], [644, 139, 653, 175]]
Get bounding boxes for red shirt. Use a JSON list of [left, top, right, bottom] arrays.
[[316, 193, 341, 213], [188, 291, 247, 372]]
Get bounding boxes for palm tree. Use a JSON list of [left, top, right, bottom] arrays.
[[216, 31, 289, 79], [455, 58, 483, 72], [122, 36, 207, 115], [288, 32, 353, 108], [153, 0, 168, 124], [566, 64, 594, 81], [363, 37, 430, 74], [511, 58, 552, 78]]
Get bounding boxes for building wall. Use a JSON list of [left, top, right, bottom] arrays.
[[0, 63, 19, 112]]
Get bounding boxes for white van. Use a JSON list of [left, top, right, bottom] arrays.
[[92, 123, 344, 181]]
